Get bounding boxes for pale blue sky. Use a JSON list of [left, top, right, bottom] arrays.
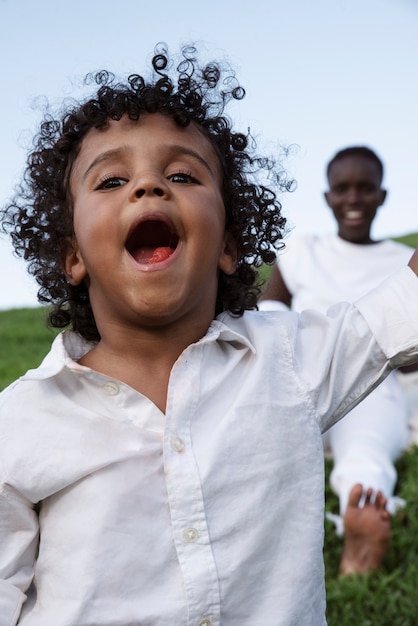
[[1, 0, 417, 309]]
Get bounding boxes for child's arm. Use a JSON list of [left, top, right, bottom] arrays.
[[0, 485, 38, 625], [408, 248, 418, 275], [287, 262, 418, 434]]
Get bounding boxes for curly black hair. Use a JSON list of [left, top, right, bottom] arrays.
[[2, 43, 291, 342]]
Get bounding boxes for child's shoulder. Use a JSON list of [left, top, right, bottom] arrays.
[[217, 307, 298, 347], [0, 331, 85, 409], [0, 365, 51, 417]]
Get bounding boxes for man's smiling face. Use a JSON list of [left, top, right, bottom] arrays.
[[324, 155, 386, 244]]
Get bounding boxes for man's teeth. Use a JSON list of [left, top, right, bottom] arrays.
[[345, 210, 363, 219]]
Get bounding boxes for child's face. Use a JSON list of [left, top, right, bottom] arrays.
[[64, 113, 237, 333], [324, 155, 386, 244]]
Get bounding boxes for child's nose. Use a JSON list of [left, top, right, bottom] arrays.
[[130, 171, 169, 200], [134, 187, 164, 198]]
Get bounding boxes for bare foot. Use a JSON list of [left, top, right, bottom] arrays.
[[339, 483, 391, 576]]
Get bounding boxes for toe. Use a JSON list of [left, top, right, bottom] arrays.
[[348, 483, 364, 507]]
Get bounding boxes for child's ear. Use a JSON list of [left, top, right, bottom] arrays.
[[63, 237, 88, 286], [218, 231, 238, 276]]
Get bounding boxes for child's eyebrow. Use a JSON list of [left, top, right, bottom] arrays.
[[81, 144, 218, 182], [167, 144, 218, 177], [81, 147, 132, 182]]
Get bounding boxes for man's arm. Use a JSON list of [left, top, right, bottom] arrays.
[[259, 264, 292, 307]]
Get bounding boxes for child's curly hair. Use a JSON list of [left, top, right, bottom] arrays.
[[2, 43, 291, 342]]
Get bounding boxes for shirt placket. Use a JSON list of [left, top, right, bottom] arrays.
[[164, 342, 221, 626]]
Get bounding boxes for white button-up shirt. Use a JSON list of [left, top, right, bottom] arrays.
[[1, 267, 418, 626]]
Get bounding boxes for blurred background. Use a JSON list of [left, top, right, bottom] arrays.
[[1, 0, 417, 309]]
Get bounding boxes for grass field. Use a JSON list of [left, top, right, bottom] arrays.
[[1, 234, 418, 624], [0, 307, 59, 390]]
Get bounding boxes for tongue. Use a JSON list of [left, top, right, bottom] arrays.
[[134, 246, 173, 264]]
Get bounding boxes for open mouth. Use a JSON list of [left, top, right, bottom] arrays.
[[126, 218, 179, 265]]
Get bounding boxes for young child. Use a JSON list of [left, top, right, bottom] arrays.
[[1, 46, 418, 626], [260, 146, 416, 576]]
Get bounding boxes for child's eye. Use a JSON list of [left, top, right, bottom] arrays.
[[96, 176, 127, 190], [168, 171, 199, 184]]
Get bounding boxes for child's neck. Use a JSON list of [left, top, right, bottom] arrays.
[[78, 320, 211, 413]]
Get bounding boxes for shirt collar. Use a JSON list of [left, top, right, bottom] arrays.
[[20, 315, 256, 383], [20, 331, 95, 381], [205, 315, 256, 354]]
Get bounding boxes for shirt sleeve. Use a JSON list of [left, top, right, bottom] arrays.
[[354, 265, 418, 366], [258, 299, 290, 312], [0, 481, 38, 625], [288, 265, 418, 432]]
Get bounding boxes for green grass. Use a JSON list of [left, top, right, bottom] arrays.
[[324, 450, 418, 625], [394, 232, 418, 249], [1, 233, 418, 623], [0, 307, 59, 390]]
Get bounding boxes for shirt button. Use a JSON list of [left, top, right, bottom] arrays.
[[102, 381, 120, 395], [170, 436, 185, 452], [197, 619, 212, 626], [182, 527, 199, 543]]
